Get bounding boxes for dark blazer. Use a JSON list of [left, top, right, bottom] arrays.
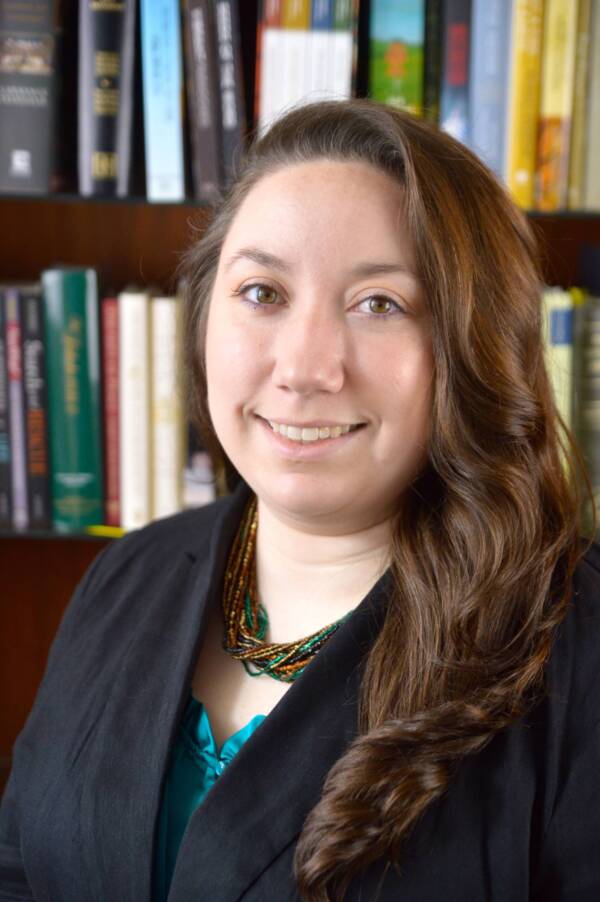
[[1, 479, 600, 901]]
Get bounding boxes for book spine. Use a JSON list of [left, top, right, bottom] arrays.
[[282, 0, 312, 113], [140, 0, 185, 201], [543, 287, 574, 431], [573, 294, 600, 536], [310, 0, 334, 102], [504, 0, 544, 208], [119, 290, 151, 530], [5, 288, 29, 531], [0, 0, 58, 194], [257, 0, 284, 136], [424, 0, 442, 123], [151, 296, 184, 519], [42, 268, 104, 532], [20, 286, 51, 529], [567, 0, 592, 210], [331, 0, 355, 99], [0, 292, 11, 527], [214, 0, 246, 186], [78, 0, 136, 197], [535, 0, 579, 211], [368, 0, 426, 114], [467, 0, 512, 177], [183, 0, 222, 202], [439, 0, 471, 144], [583, 0, 600, 210], [101, 296, 120, 526]]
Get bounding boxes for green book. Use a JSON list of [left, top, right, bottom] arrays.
[[42, 267, 103, 532], [368, 0, 426, 114]]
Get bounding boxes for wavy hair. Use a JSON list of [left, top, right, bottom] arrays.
[[180, 99, 591, 900]]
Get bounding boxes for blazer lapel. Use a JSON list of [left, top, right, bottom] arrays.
[[87, 482, 252, 902], [167, 549, 393, 900]]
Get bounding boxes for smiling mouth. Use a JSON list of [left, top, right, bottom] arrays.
[[261, 418, 365, 444]]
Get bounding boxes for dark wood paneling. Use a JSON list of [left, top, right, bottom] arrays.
[[0, 537, 109, 795], [0, 198, 210, 292]]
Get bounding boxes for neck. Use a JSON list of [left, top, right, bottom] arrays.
[[254, 499, 392, 643]]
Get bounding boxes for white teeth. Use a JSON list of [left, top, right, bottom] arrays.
[[266, 420, 359, 443]]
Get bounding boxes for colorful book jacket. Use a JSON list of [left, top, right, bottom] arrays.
[[140, 0, 185, 201], [101, 296, 120, 527], [20, 285, 51, 528], [78, 0, 136, 197], [183, 0, 222, 202], [368, 0, 426, 115], [0, 294, 10, 527], [439, 0, 471, 144], [42, 268, 104, 532], [0, 0, 59, 193], [505, 0, 544, 209], [535, 0, 579, 211]]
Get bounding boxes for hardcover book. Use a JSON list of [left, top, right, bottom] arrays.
[[439, 0, 471, 144], [0, 293, 10, 527], [78, 0, 136, 197], [368, 0, 426, 115], [101, 295, 120, 527], [0, 0, 59, 194], [214, 0, 246, 185], [4, 287, 28, 531], [42, 268, 104, 532], [140, 0, 185, 201], [151, 295, 184, 519]]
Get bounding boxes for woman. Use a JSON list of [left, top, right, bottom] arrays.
[[1, 99, 599, 901]]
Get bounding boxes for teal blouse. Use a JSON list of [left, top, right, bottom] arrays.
[[153, 692, 266, 902]]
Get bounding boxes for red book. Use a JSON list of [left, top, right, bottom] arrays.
[[101, 296, 120, 526]]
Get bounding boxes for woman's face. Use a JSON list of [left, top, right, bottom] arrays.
[[205, 160, 433, 533]]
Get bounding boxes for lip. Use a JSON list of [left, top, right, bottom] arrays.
[[255, 415, 365, 460]]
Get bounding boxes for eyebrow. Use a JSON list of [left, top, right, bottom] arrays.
[[224, 246, 418, 280]]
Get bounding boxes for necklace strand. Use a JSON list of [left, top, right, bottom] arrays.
[[221, 495, 353, 683]]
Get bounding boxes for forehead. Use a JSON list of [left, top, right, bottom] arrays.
[[220, 160, 412, 264]]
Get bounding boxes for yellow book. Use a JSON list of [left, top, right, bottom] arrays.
[[282, 0, 310, 29], [505, 0, 544, 210], [567, 0, 592, 210], [535, 0, 579, 211], [583, 0, 600, 210]]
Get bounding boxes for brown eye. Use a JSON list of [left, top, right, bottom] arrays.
[[368, 297, 393, 315], [255, 285, 278, 304]]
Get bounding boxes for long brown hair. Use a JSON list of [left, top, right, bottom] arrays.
[[181, 99, 591, 900]]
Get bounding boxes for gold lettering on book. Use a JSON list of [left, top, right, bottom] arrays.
[[95, 51, 120, 77], [91, 151, 117, 179], [90, 1, 125, 12], [94, 84, 119, 115], [63, 317, 82, 417]]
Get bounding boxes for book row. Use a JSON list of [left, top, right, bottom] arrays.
[[2, 2, 599, 212], [0, 272, 216, 536], [368, 0, 600, 212]]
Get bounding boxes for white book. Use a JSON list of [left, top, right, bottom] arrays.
[[119, 290, 152, 530], [331, 29, 353, 99], [150, 296, 184, 520]]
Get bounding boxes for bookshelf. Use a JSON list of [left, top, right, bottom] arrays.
[[2, 0, 600, 799]]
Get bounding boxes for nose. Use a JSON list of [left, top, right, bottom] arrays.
[[272, 301, 346, 396]]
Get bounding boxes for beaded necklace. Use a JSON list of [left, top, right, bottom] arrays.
[[221, 495, 354, 683]]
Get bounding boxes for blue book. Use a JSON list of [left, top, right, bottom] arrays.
[[140, 0, 185, 201], [467, 0, 513, 177]]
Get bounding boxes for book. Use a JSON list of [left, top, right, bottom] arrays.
[[214, 0, 246, 186], [256, 0, 284, 136], [78, 0, 137, 197], [504, 0, 544, 209], [542, 287, 574, 432], [368, 0, 426, 115], [282, 0, 312, 121], [140, 0, 185, 202], [4, 287, 28, 530], [309, 0, 335, 104], [100, 295, 120, 527], [582, 0, 600, 210], [0, 0, 59, 194], [467, 0, 513, 178], [535, 0, 579, 211], [118, 288, 151, 531], [439, 0, 471, 144], [567, 0, 592, 210], [183, 0, 222, 202], [331, 0, 357, 100], [20, 285, 51, 529], [572, 293, 600, 535], [42, 268, 104, 532], [151, 295, 184, 519], [0, 292, 10, 527], [423, 0, 442, 122]]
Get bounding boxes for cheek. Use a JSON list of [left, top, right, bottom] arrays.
[[205, 308, 266, 412]]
